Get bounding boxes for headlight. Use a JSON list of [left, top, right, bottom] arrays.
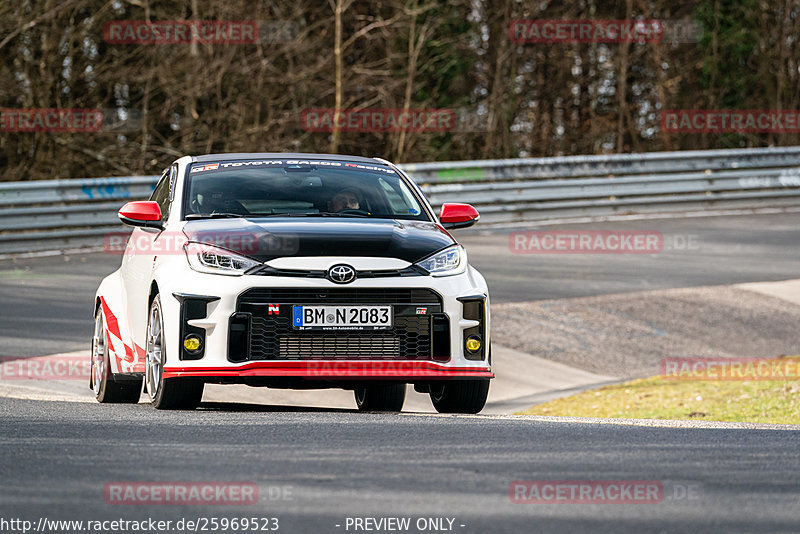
[[184, 242, 260, 276], [415, 245, 467, 276]]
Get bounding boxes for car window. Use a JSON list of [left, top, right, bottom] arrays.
[[378, 176, 420, 214], [184, 159, 427, 221], [150, 170, 171, 221], [168, 164, 177, 202]]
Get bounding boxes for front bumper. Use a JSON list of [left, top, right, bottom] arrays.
[[157, 265, 493, 382], [162, 361, 493, 380]]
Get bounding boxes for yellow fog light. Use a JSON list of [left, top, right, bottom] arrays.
[[465, 336, 482, 353], [184, 335, 202, 352]]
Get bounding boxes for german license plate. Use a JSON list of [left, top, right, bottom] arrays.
[[292, 305, 393, 330]]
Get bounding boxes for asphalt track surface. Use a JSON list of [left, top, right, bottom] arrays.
[[1, 213, 800, 533], [1, 397, 799, 534]]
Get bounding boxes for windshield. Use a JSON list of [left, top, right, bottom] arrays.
[[183, 158, 428, 221]]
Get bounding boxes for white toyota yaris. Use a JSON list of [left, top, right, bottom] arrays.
[[91, 153, 492, 412]]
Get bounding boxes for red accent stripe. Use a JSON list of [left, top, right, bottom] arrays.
[[120, 343, 135, 363], [162, 361, 494, 380], [134, 343, 146, 365], [99, 296, 122, 340], [106, 332, 123, 370]]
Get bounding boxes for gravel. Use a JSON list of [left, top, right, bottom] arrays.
[[491, 284, 800, 378]]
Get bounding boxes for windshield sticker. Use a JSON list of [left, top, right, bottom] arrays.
[[190, 160, 395, 174]]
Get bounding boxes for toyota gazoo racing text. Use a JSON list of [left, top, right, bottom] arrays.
[[92, 153, 493, 412]]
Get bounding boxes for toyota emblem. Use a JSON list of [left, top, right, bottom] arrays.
[[327, 264, 356, 284]]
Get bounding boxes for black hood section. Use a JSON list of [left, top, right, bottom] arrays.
[[182, 218, 455, 264]]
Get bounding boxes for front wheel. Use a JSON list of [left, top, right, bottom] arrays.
[[430, 380, 490, 414], [354, 384, 406, 412], [145, 295, 204, 410], [91, 308, 141, 403]]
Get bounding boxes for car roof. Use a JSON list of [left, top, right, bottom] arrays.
[[191, 153, 390, 165]]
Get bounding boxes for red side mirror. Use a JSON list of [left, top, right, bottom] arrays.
[[118, 201, 163, 229], [440, 203, 480, 229]]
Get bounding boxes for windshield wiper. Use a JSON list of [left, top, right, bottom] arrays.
[[316, 211, 369, 218], [247, 212, 370, 218], [186, 211, 371, 220], [185, 212, 246, 219]]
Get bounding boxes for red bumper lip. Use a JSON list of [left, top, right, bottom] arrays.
[[162, 360, 494, 380]]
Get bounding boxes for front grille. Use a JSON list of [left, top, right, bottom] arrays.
[[238, 288, 441, 305], [249, 316, 430, 359], [233, 288, 444, 361]]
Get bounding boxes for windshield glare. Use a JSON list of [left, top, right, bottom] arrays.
[[184, 160, 427, 221]]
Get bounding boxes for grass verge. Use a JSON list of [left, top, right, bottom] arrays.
[[517, 356, 800, 425]]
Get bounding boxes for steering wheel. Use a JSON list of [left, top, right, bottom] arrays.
[[190, 197, 250, 215]]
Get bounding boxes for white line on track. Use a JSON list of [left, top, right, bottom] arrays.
[[401, 412, 800, 430], [0, 382, 92, 403]]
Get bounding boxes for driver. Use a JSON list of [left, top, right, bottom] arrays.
[[327, 188, 360, 212]]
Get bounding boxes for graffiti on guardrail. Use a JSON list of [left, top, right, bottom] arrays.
[[435, 167, 486, 182], [778, 168, 800, 187], [738, 169, 800, 189], [80, 179, 132, 200]]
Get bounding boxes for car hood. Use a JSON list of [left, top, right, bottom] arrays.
[[181, 218, 456, 264]]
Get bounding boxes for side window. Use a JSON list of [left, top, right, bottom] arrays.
[[150, 170, 171, 221], [378, 176, 423, 216], [378, 177, 407, 212], [168, 164, 177, 202]]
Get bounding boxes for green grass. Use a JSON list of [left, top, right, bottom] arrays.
[[0, 269, 31, 278], [518, 357, 800, 425]]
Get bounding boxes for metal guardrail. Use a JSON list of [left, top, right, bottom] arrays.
[[408, 146, 800, 223], [1, 147, 799, 254], [0, 176, 158, 254]]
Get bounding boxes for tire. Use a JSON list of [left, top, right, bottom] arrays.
[[91, 308, 141, 403], [429, 379, 490, 414], [354, 383, 406, 412], [145, 295, 204, 410]]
